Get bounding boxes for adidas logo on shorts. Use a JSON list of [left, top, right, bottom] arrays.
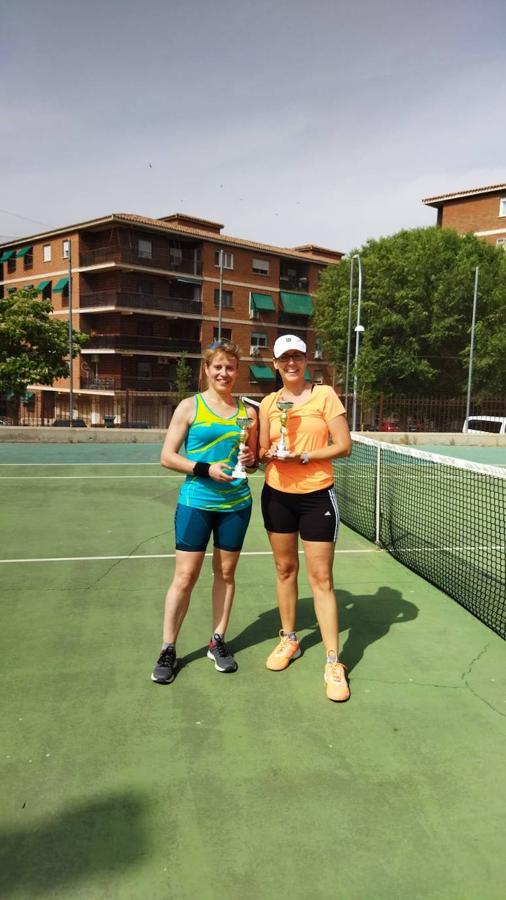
[[324, 511, 331, 516]]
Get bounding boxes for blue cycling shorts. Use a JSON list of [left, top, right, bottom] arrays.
[[174, 503, 252, 552]]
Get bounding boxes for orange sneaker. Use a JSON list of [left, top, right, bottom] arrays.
[[266, 631, 302, 671], [324, 655, 350, 702]]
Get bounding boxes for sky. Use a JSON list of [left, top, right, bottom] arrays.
[[1, 0, 505, 253]]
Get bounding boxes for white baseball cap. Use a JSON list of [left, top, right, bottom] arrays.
[[273, 334, 307, 358]]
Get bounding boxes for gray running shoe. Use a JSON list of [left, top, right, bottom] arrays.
[[207, 634, 238, 673], [151, 646, 178, 684]]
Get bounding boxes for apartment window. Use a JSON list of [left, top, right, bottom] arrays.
[[7, 256, 16, 273], [63, 240, 70, 259], [252, 258, 269, 276], [214, 289, 233, 308], [250, 332, 268, 348], [137, 361, 152, 378], [496, 238, 506, 250], [499, 199, 506, 217], [169, 247, 183, 267], [43, 244, 52, 263], [214, 250, 234, 270], [138, 280, 154, 295], [138, 239, 152, 260], [213, 327, 232, 341], [23, 249, 33, 270]]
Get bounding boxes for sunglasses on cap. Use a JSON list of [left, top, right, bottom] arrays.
[[207, 338, 231, 349]]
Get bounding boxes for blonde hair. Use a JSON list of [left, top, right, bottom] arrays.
[[203, 339, 242, 367]]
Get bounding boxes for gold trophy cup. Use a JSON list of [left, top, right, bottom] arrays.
[[231, 416, 254, 479], [276, 400, 294, 458]]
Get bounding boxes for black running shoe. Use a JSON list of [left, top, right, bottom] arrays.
[[207, 634, 238, 673], [151, 646, 178, 684]]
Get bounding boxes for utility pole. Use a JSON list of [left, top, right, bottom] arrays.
[[217, 249, 224, 340], [464, 266, 479, 430], [351, 255, 364, 432], [67, 239, 73, 426]]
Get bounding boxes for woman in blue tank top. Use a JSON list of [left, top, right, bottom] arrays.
[[151, 340, 258, 684]]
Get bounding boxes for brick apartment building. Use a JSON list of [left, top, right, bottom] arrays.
[[423, 182, 506, 251], [0, 213, 342, 427]]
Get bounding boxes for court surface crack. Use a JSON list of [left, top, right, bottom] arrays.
[[461, 643, 506, 718], [87, 529, 171, 589]]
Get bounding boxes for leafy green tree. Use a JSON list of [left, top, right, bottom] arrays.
[[316, 227, 506, 397], [174, 352, 193, 404], [0, 287, 88, 395]]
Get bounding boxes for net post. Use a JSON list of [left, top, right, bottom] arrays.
[[375, 443, 381, 546]]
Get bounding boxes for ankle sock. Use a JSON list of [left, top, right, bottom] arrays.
[[162, 642, 175, 651], [287, 631, 298, 641]]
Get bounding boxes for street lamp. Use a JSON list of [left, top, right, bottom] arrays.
[[346, 254, 363, 432], [464, 266, 479, 430], [217, 249, 224, 340]]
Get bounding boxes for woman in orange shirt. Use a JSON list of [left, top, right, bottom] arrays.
[[259, 335, 352, 702]]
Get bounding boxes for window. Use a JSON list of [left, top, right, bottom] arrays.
[[137, 361, 152, 378], [23, 249, 33, 270], [214, 250, 234, 269], [7, 256, 16, 273], [252, 258, 269, 276], [213, 327, 232, 341], [138, 280, 154, 294], [314, 369, 324, 384], [250, 333, 268, 348], [43, 244, 52, 263], [496, 238, 506, 250], [499, 199, 506, 217], [214, 289, 233, 308], [63, 240, 70, 259], [138, 239, 152, 260], [169, 247, 183, 267]]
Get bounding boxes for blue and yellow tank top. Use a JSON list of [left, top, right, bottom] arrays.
[[178, 394, 252, 511]]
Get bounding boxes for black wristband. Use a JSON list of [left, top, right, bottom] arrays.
[[193, 461, 211, 478]]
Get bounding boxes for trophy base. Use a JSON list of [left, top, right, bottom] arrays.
[[230, 465, 247, 480], [276, 449, 290, 459]]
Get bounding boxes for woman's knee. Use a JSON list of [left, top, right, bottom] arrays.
[[173, 567, 200, 593], [307, 569, 334, 594], [274, 558, 299, 582], [212, 555, 238, 584]]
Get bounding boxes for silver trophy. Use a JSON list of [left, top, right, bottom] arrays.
[[276, 400, 294, 458], [231, 416, 254, 479]]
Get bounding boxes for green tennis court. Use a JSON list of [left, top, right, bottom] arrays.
[[1, 443, 505, 900]]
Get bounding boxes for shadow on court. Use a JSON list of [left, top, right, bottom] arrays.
[[0, 792, 148, 897], [178, 587, 418, 674]]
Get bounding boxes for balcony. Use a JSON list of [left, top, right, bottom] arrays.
[[84, 334, 201, 353], [79, 290, 202, 316], [80, 374, 200, 393], [279, 275, 309, 291], [80, 245, 202, 275]]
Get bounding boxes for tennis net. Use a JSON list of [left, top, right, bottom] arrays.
[[334, 436, 506, 639]]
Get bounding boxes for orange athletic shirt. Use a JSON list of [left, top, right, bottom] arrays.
[[259, 385, 345, 494]]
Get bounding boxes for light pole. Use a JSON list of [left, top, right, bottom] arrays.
[[217, 249, 224, 340], [344, 256, 355, 413], [350, 255, 363, 432], [464, 266, 479, 430], [67, 239, 73, 426]]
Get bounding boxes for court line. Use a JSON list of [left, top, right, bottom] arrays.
[[0, 549, 379, 564], [0, 473, 264, 480]]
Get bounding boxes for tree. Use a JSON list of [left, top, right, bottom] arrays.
[[0, 288, 88, 395], [174, 352, 193, 404], [315, 227, 506, 397]]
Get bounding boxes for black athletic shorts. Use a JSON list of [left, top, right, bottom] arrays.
[[261, 483, 340, 542]]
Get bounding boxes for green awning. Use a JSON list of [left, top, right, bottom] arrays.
[[0, 249, 15, 263], [35, 280, 51, 293], [249, 365, 276, 382], [53, 277, 69, 292], [16, 246, 32, 258], [304, 367, 311, 381], [280, 292, 313, 316], [251, 292, 275, 312], [21, 392, 35, 403]]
